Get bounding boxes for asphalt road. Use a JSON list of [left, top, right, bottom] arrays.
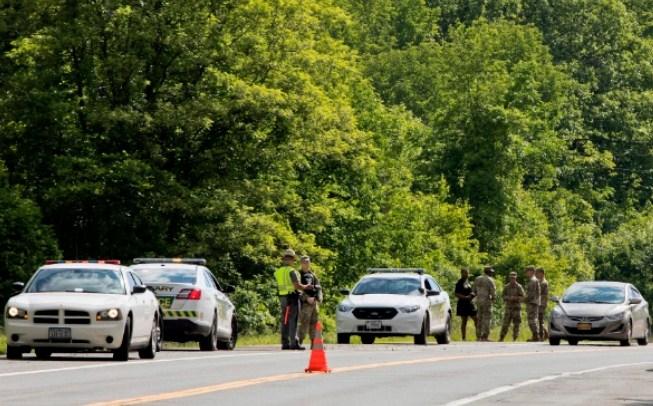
[[1, 341, 652, 406]]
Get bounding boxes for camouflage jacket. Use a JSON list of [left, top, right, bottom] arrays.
[[473, 274, 496, 302], [526, 276, 541, 306], [503, 282, 525, 308]]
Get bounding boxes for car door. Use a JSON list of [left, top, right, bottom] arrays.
[[132, 271, 156, 330], [424, 277, 444, 331], [206, 271, 232, 336], [126, 271, 147, 340], [200, 269, 222, 332], [629, 286, 647, 336]]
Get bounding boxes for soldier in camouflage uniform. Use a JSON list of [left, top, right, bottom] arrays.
[[500, 272, 525, 341], [473, 266, 496, 341], [536, 267, 549, 341], [525, 266, 541, 342]]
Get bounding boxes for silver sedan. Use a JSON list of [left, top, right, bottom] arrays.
[[549, 281, 650, 346]]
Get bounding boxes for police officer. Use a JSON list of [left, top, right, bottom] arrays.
[[473, 266, 496, 341], [524, 265, 541, 342], [275, 248, 307, 350], [298, 255, 322, 347], [500, 272, 525, 341], [536, 267, 549, 341]]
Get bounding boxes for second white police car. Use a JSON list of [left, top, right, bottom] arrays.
[[4, 260, 161, 361], [131, 258, 238, 351], [336, 268, 452, 345]]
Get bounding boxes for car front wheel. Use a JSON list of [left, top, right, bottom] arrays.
[[361, 335, 375, 344], [6, 346, 23, 360], [549, 337, 561, 346], [113, 318, 132, 361], [637, 323, 649, 346], [620, 321, 632, 347], [435, 315, 451, 345], [138, 317, 158, 359], [337, 333, 350, 344], [414, 314, 429, 345]]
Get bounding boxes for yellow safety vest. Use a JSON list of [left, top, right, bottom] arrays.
[[275, 266, 296, 296]]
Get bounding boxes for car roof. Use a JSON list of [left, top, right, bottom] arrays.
[[130, 263, 201, 271], [362, 273, 423, 279], [570, 281, 629, 288], [40, 263, 125, 271]]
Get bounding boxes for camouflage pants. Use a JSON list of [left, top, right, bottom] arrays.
[[476, 301, 492, 339], [537, 305, 547, 339], [298, 301, 319, 345], [527, 304, 539, 338], [500, 306, 521, 340]]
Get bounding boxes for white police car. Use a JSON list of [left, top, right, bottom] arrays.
[[336, 268, 452, 345], [4, 260, 161, 361], [131, 258, 237, 350]]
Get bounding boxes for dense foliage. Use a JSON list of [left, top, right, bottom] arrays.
[[1, 0, 652, 332]]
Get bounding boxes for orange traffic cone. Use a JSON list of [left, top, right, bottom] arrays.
[[305, 321, 331, 373]]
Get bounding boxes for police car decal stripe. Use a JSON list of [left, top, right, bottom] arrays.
[[164, 310, 197, 318]]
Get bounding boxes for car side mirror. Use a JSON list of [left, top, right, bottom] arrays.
[[12, 281, 25, 291], [549, 296, 560, 303], [426, 290, 440, 297], [132, 285, 147, 294], [222, 284, 236, 294], [339, 289, 350, 295], [629, 297, 642, 305]]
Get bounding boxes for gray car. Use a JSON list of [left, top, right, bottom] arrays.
[[549, 281, 650, 346]]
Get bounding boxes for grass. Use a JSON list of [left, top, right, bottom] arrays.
[[0, 329, 6, 354]]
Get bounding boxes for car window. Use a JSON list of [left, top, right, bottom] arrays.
[[204, 270, 217, 290], [352, 277, 422, 296], [131, 272, 144, 286], [27, 268, 126, 294], [562, 285, 625, 304], [424, 278, 433, 291], [133, 267, 198, 285], [427, 277, 441, 292], [630, 286, 643, 300], [125, 271, 135, 292], [209, 272, 223, 291]]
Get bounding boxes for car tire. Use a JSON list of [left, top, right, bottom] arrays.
[[138, 318, 158, 359], [199, 315, 218, 351], [549, 337, 561, 346], [337, 333, 350, 344], [217, 318, 238, 350], [156, 309, 164, 352], [620, 321, 632, 347], [637, 323, 649, 346], [6, 346, 23, 360], [435, 315, 452, 345], [113, 317, 132, 362], [35, 348, 52, 360], [361, 335, 375, 344], [567, 338, 578, 346], [414, 314, 429, 345]]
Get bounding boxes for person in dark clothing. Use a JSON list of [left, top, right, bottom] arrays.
[[455, 268, 477, 341]]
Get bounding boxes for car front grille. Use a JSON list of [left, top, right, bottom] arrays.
[[568, 316, 604, 322], [33, 309, 91, 325], [352, 307, 398, 320], [565, 326, 605, 335], [34, 309, 60, 324]]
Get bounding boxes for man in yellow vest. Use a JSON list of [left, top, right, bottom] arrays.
[[275, 248, 308, 350]]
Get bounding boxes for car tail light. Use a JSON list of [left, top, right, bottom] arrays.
[[177, 288, 202, 300]]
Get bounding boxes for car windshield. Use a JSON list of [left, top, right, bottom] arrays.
[[562, 285, 625, 304], [352, 277, 422, 295], [133, 267, 197, 285], [27, 268, 125, 294]]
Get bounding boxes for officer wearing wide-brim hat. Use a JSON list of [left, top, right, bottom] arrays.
[[274, 248, 308, 350]]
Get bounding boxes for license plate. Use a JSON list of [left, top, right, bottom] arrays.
[[366, 321, 382, 330], [158, 297, 173, 309], [577, 322, 592, 331], [48, 327, 71, 340]]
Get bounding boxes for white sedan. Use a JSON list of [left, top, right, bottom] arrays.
[[336, 269, 452, 345], [4, 261, 161, 361]]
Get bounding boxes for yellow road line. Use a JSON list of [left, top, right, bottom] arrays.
[[86, 347, 621, 406]]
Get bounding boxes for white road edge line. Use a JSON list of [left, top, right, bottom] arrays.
[[0, 352, 292, 378], [443, 361, 653, 406]]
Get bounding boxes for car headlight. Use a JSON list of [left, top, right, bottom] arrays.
[[6, 306, 28, 320], [551, 308, 564, 320], [337, 304, 354, 313], [96, 308, 122, 321], [399, 305, 421, 313], [605, 311, 626, 322]]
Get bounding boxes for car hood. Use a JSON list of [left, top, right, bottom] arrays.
[[558, 302, 625, 317], [8, 292, 128, 309], [344, 294, 423, 307]]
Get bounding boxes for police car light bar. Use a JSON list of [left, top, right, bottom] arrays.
[[367, 268, 425, 274], [45, 259, 121, 265], [132, 258, 207, 266]]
